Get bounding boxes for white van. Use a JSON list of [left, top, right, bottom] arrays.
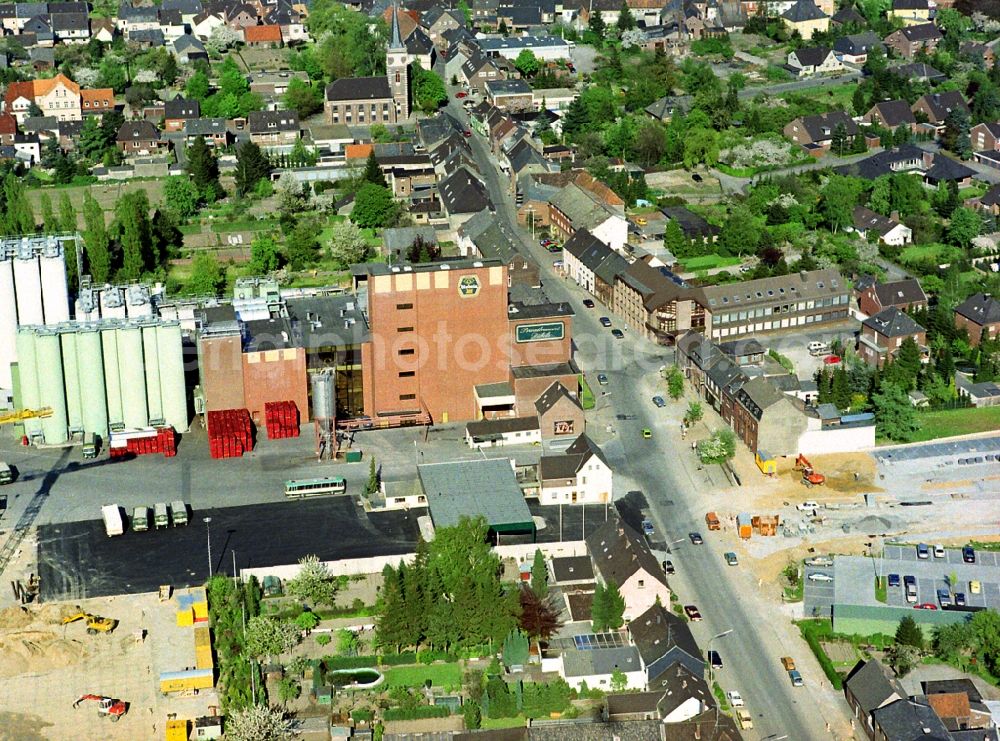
[[807, 341, 830, 356]]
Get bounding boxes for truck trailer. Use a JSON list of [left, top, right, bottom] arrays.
[[132, 506, 149, 532], [102, 505, 124, 537], [154, 503, 169, 529], [170, 501, 188, 527]]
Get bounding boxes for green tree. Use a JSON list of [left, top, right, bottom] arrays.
[[970, 609, 1000, 675], [831, 122, 849, 156], [234, 141, 272, 197], [164, 177, 202, 219], [38, 193, 56, 234], [329, 219, 373, 267], [248, 234, 281, 274], [293, 610, 320, 633], [462, 700, 482, 730], [185, 253, 225, 295], [682, 127, 719, 168], [501, 628, 530, 668], [616, 0, 635, 31], [885, 643, 918, 677], [113, 190, 152, 280], [610, 669, 628, 692], [276, 676, 301, 706], [411, 62, 447, 114], [245, 616, 301, 661], [718, 205, 761, 256], [98, 56, 127, 91], [663, 220, 688, 257], [591, 581, 609, 632], [821, 175, 863, 232], [872, 382, 921, 442], [667, 366, 685, 400], [514, 49, 540, 77], [77, 115, 109, 160], [287, 554, 339, 606], [366, 456, 379, 497], [895, 615, 924, 649], [685, 401, 703, 424], [185, 71, 211, 100], [933, 622, 973, 664], [363, 150, 386, 187], [697, 428, 737, 464], [284, 78, 324, 118], [2, 175, 34, 235], [852, 85, 868, 116], [948, 207, 980, 248], [869, 176, 891, 215], [531, 549, 548, 599], [57, 192, 75, 233], [185, 136, 224, 201], [604, 581, 625, 630], [350, 183, 397, 228], [82, 192, 110, 283], [587, 10, 606, 41]]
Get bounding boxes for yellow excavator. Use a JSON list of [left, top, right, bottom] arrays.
[[62, 612, 117, 635], [0, 407, 53, 426]]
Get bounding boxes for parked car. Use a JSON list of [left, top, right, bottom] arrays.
[[963, 545, 976, 563], [726, 690, 744, 707], [652, 395, 666, 408], [780, 657, 796, 671], [691, 172, 703, 182], [547, 244, 562, 253], [788, 670, 803, 687], [641, 519, 654, 536], [917, 543, 930, 559], [611, 329, 624, 339], [805, 556, 833, 567], [455, 91, 468, 98], [689, 532, 703, 545], [597, 373, 609, 385], [708, 650, 722, 669], [797, 500, 819, 512], [582, 299, 595, 308], [971, 580, 981, 594], [955, 592, 966, 607], [539, 238, 552, 246], [934, 544, 945, 558], [599, 317, 612, 327], [937, 589, 952, 608], [808, 572, 833, 582], [684, 605, 702, 621], [552, 260, 563, 268], [724, 552, 738, 566], [662, 560, 675, 575], [642, 428, 652, 439], [914, 603, 938, 610], [888, 574, 900, 588], [463, 129, 472, 137], [736, 709, 753, 729]]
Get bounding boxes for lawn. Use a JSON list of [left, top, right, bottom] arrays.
[[899, 243, 962, 265], [382, 662, 462, 690], [789, 83, 857, 110], [481, 715, 527, 729], [908, 406, 1000, 443], [679, 255, 742, 272], [875, 576, 887, 604]]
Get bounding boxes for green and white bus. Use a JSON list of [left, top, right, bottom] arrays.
[[284, 477, 347, 499]]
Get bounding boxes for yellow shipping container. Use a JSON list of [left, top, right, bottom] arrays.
[[193, 601, 208, 620], [176, 608, 194, 627], [195, 645, 214, 670], [165, 719, 188, 741], [159, 669, 214, 694], [194, 626, 211, 648]]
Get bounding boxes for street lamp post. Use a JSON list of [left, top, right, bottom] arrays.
[[204, 517, 213, 578], [707, 628, 733, 684]]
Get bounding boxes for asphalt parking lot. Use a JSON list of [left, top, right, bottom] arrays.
[[36, 498, 618, 600], [805, 546, 1000, 617]]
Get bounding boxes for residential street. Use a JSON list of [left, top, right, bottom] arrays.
[[446, 96, 854, 739]]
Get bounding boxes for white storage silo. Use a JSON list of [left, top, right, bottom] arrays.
[[15, 329, 41, 439], [12, 254, 43, 326], [35, 330, 67, 444], [101, 325, 124, 428], [39, 251, 69, 324], [157, 322, 188, 432], [77, 327, 108, 437], [100, 286, 127, 320], [0, 258, 17, 389], [117, 324, 148, 429], [142, 323, 162, 423], [311, 372, 334, 420], [60, 330, 83, 434]]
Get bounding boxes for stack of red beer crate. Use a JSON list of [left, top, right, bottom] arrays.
[[109, 427, 177, 458], [207, 409, 254, 459], [264, 401, 300, 439]]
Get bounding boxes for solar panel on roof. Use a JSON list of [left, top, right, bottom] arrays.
[[573, 632, 628, 650]]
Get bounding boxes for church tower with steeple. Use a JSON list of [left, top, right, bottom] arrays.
[[386, 3, 411, 121]]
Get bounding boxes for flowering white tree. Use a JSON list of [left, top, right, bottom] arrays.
[[225, 705, 296, 741], [133, 69, 159, 84], [620, 28, 646, 49], [206, 24, 242, 54], [73, 67, 99, 87]]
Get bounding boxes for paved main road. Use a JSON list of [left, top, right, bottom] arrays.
[[448, 96, 851, 738]]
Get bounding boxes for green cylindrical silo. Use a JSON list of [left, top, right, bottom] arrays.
[[15, 329, 41, 438], [61, 330, 83, 433], [35, 330, 67, 444], [157, 322, 188, 432], [118, 324, 147, 429], [142, 324, 162, 423], [102, 326, 123, 427], [78, 327, 108, 438]]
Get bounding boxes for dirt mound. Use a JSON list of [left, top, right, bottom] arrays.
[[0, 607, 32, 630], [34, 604, 83, 624], [0, 631, 88, 677]]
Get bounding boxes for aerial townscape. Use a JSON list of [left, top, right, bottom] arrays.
[[5, 0, 1000, 738]]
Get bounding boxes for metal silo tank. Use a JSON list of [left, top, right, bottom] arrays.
[[0, 259, 17, 389], [117, 324, 148, 428], [15, 329, 41, 438], [60, 330, 83, 433], [157, 322, 188, 432], [77, 327, 108, 437], [39, 253, 69, 324], [143, 323, 163, 423], [35, 330, 67, 444], [311, 372, 334, 420], [12, 254, 43, 326], [102, 326, 124, 427]]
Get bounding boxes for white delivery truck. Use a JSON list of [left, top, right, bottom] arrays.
[[101, 505, 124, 537]]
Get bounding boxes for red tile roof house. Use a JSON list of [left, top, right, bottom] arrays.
[[243, 24, 282, 47], [0, 113, 16, 145], [81, 88, 115, 119]]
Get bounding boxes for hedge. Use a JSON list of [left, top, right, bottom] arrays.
[[383, 705, 451, 721], [322, 651, 458, 671], [796, 620, 844, 690]]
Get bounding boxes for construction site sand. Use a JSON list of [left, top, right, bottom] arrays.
[[0, 631, 88, 677]]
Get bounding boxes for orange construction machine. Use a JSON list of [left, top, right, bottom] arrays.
[[795, 455, 825, 487]]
